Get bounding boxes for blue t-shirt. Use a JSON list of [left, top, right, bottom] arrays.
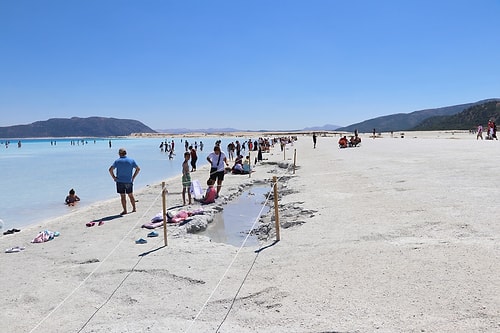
[[112, 156, 138, 183]]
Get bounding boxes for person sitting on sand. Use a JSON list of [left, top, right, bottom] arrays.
[[338, 136, 348, 148], [231, 155, 245, 174], [349, 135, 361, 147], [243, 155, 252, 173], [232, 162, 245, 174], [195, 179, 217, 204], [65, 188, 80, 206]]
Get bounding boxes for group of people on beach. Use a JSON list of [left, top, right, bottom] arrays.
[[182, 144, 235, 205], [60, 141, 139, 212], [476, 121, 498, 140], [65, 136, 278, 215], [65, 147, 140, 215], [338, 134, 361, 148], [100, 138, 272, 214], [312, 131, 364, 149], [230, 154, 252, 174]]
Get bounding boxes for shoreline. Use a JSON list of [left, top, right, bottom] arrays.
[[0, 135, 241, 231], [3, 129, 477, 143], [1, 133, 499, 332], [0, 140, 289, 332]]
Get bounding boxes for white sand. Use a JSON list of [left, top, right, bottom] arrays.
[[0, 131, 499, 333]]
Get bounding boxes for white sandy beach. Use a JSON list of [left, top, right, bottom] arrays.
[[0, 131, 499, 333]]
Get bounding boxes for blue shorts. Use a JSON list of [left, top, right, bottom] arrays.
[[116, 182, 133, 194]]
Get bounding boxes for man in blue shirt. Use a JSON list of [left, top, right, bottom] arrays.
[[109, 148, 140, 215]]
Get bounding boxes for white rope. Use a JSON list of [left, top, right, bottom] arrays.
[[185, 167, 291, 332], [29, 183, 165, 333], [30, 143, 297, 332]]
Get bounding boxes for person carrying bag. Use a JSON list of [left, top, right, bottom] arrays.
[[206, 145, 229, 198]]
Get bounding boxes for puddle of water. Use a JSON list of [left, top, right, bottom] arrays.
[[201, 186, 270, 247]]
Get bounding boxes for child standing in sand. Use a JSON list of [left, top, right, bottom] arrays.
[[65, 188, 80, 206], [182, 152, 192, 205]]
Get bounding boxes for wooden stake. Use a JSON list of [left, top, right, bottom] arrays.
[[273, 176, 280, 241], [293, 149, 297, 174], [162, 182, 168, 246]]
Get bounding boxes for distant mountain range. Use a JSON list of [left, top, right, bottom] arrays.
[[2, 99, 499, 138], [337, 98, 500, 132], [159, 99, 500, 134], [0, 117, 155, 138], [156, 127, 243, 134], [155, 124, 342, 134], [412, 100, 500, 131]]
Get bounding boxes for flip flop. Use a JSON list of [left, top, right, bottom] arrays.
[[86, 222, 95, 227], [5, 246, 25, 253], [147, 231, 159, 237], [135, 238, 147, 244]]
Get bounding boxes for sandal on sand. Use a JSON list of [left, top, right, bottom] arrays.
[[5, 246, 25, 253], [147, 231, 159, 237], [135, 238, 147, 244], [3, 228, 20, 235], [86, 222, 95, 227]]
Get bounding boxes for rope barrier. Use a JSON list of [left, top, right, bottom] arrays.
[[213, 182, 281, 332], [215, 251, 260, 333], [29, 184, 165, 333], [185, 184, 274, 333], [186, 165, 293, 332], [30, 141, 298, 333]]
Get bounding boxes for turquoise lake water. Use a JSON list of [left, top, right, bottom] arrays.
[[0, 136, 241, 230]]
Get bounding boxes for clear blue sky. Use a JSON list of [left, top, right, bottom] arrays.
[[1, 0, 499, 130]]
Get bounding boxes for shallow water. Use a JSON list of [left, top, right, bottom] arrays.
[[0, 137, 241, 230], [201, 186, 270, 247]]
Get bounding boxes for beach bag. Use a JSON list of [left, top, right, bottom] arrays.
[[210, 153, 221, 176], [190, 179, 203, 199]]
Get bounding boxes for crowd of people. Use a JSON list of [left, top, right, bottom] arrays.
[[96, 136, 286, 215], [64, 125, 500, 219], [60, 135, 297, 215]]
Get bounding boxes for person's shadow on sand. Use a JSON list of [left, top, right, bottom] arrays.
[[90, 214, 123, 223], [139, 245, 166, 257]]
